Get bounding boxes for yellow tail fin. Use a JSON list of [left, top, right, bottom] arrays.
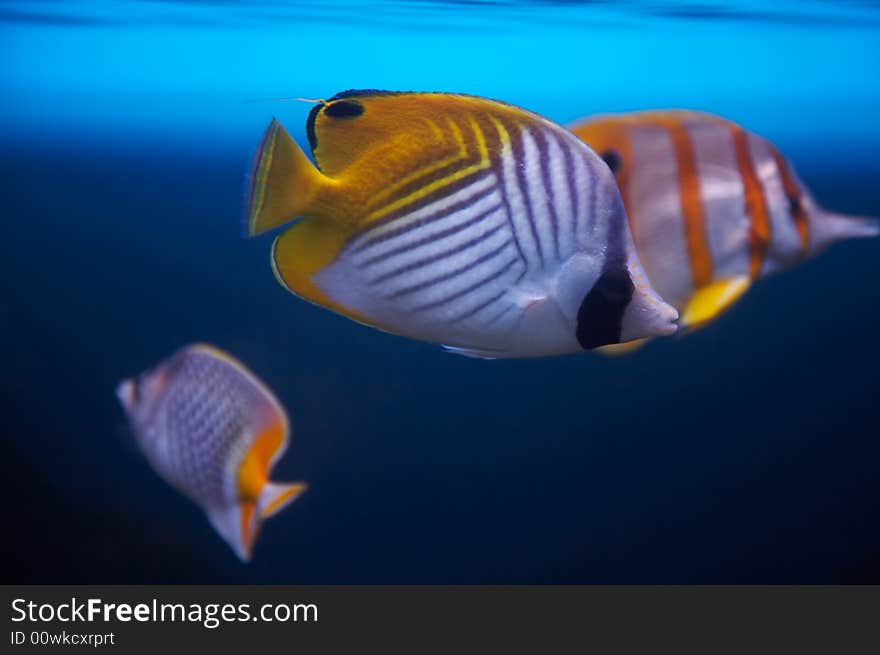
[[257, 482, 307, 519], [245, 118, 329, 236]]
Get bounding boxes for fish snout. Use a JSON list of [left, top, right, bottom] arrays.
[[115, 378, 136, 412], [620, 283, 679, 342]]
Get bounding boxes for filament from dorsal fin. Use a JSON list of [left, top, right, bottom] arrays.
[[245, 97, 327, 105]]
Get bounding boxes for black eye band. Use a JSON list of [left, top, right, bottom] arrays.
[[576, 267, 634, 349]]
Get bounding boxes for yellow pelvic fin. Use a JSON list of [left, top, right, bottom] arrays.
[[680, 275, 750, 329], [596, 339, 648, 356], [245, 118, 332, 237]]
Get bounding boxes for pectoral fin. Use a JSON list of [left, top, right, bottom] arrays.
[[680, 276, 750, 329]]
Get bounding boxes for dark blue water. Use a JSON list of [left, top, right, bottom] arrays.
[[2, 1, 879, 583]]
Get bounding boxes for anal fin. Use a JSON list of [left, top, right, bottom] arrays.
[[441, 344, 501, 359], [680, 276, 750, 329], [205, 504, 250, 562], [596, 338, 647, 356]]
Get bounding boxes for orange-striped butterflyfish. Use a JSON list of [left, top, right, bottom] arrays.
[[116, 344, 306, 561], [569, 110, 878, 353], [245, 90, 678, 358]]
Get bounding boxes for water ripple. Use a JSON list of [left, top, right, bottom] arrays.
[[1, 0, 880, 30]]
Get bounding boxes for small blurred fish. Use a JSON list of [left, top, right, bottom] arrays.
[[569, 110, 879, 353], [116, 344, 306, 561], [245, 89, 677, 359]]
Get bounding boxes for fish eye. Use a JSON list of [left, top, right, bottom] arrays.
[[323, 100, 364, 119], [600, 149, 622, 174], [788, 194, 802, 214]]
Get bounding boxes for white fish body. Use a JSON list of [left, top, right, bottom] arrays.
[[247, 91, 679, 358], [116, 344, 306, 561], [569, 110, 879, 338]]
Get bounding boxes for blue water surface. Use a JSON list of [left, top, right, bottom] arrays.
[[1, 0, 879, 583]]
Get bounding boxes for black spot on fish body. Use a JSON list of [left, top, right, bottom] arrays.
[[600, 149, 622, 174], [576, 267, 634, 349], [324, 99, 365, 118]]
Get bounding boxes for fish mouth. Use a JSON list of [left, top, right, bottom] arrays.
[[115, 378, 135, 411], [620, 284, 679, 342]]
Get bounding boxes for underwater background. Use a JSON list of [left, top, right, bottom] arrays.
[[2, 0, 879, 583]]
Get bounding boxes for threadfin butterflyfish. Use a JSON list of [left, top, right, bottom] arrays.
[[245, 90, 678, 359], [568, 110, 878, 352], [116, 344, 306, 562]]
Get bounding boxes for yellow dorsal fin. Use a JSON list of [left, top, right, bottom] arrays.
[[680, 276, 750, 329]]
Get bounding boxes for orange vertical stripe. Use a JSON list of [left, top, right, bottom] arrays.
[[567, 120, 637, 236], [730, 126, 772, 279], [653, 117, 713, 287], [769, 146, 809, 254]]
